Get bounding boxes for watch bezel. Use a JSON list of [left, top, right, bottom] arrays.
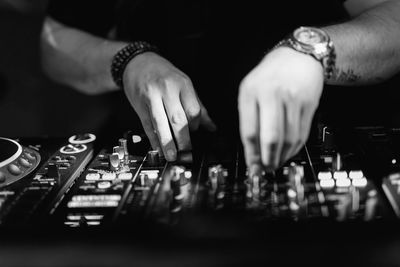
[[291, 27, 332, 60]]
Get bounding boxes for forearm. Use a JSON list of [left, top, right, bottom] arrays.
[[323, 0, 400, 85], [40, 17, 126, 94]]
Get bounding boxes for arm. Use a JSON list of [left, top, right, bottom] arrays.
[[325, 0, 400, 85], [239, 0, 400, 173], [40, 17, 215, 161], [40, 17, 124, 94]]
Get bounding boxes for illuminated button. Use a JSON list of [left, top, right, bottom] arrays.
[[287, 188, 297, 198], [320, 179, 335, 188], [72, 195, 121, 202], [98, 181, 111, 189], [85, 215, 104, 220], [7, 164, 22, 176], [336, 178, 351, 187], [184, 170, 192, 179], [289, 202, 300, 211], [87, 221, 101, 226], [19, 158, 31, 168], [349, 170, 364, 180], [318, 171, 332, 180], [132, 135, 142, 143], [0, 172, 6, 183], [352, 177, 367, 187], [141, 170, 159, 179], [102, 173, 116, 180], [118, 172, 133, 180], [86, 173, 100, 181], [333, 171, 348, 180], [67, 200, 118, 208], [66, 215, 81, 221]]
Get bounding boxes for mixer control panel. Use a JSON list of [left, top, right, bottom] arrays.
[[0, 127, 399, 228]]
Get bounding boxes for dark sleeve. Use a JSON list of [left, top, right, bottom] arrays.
[[47, 0, 117, 37]]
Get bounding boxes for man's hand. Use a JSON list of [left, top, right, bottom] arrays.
[[238, 47, 324, 172], [123, 52, 216, 161]]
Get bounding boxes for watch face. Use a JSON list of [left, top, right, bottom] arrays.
[[294, 27, 328, 45]]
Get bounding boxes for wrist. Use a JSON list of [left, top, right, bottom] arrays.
[[110, 41, 159, 89], [264, 47, 324, 79], [273, 26, 336, 81]]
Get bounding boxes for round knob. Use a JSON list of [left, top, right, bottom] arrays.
[[0, 171, 6, 183], [170, 166, 186, 199], [109, 153, 120, 171], [208, 165, 226, 190], [19, 158, 32, 168], [8, 164, 22, 176]]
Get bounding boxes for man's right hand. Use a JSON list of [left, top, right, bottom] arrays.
[[122, 52, 216, 161]]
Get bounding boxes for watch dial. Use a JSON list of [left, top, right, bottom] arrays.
[[294, 27, 327, 45]]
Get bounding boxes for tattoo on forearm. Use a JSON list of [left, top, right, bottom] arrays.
[[330, 67, 361, 83]]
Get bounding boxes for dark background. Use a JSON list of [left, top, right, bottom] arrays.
[[0, 0, 127, 138]]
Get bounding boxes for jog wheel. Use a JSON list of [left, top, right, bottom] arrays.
[[0, 137, 41, 187]]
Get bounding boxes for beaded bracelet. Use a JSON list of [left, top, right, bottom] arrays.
[[111, 41, 159, 88]]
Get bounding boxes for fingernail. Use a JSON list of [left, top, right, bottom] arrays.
[[166, 149, 176, 161]]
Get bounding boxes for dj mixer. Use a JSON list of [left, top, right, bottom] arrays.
[[1, 126, 400, 231]]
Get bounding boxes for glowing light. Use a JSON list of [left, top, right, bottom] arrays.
[[184, 171, 192, 179], [349, 170, 364, 180], [352, 178, 367, 187], [132, 135, 142, 143], [333, 171, 348, 180], [320, 179, 335, 188], [336, 178, 351, 187], [97, 181, 111, 189], [86, 173, 100, 181], [141, 171, 158, 179], [102, 173, 116, 180], [118, 172, 133, 180], [287, 189, 297, 198], [318, 171, 332, 180]]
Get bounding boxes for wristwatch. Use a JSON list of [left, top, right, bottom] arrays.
[[274, 26, 336, 80]]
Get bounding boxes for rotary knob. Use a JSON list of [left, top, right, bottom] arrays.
[[208, 165, 227, 192], [109, 153, 120, 171], [170, 166, 186, 200]]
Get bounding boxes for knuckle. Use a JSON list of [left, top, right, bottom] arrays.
[[170, 111, 187, 125], [185, 106, 201, 121]]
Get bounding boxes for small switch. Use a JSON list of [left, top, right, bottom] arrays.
[[19, 158, 32, 168], [8, 164, 22, 176]]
